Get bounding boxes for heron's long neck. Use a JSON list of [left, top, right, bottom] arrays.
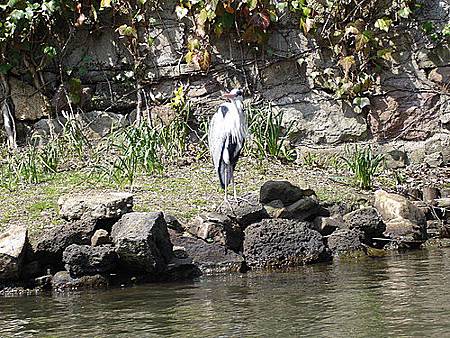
[[230, 98, 247, 139]]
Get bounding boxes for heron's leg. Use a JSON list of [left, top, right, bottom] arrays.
[[232, 174, 238, 202], [224, 169, 229, 203]]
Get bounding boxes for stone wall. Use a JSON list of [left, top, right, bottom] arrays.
[[7, 0, 450, 149]]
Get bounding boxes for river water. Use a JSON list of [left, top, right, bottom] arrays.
[[1, 248, 449, 337]]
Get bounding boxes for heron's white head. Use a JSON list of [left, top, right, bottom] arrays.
[[223, 88, 244, 102]]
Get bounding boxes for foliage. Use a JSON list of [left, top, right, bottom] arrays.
[[175, 0, 449, 111], [342, 145, 384, 190], [246, 104, 296, 162]]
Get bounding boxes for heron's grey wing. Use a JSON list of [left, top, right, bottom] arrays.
[[208, 105, 229, 170]]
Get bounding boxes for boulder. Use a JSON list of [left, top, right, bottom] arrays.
[[0, 225, 28, 280], [384, 148, 408, 169], [188, 212, 243, 252], [34, 217, 97, 267], [91, 229, 111, 246], [34, 275, 53, 289], [219, 193, 269, 227], [327, 229, 366, 258], [260, 180, 315, 205], [274, 196, 325, 221], [80, 111, 129, 138], [170, 231, 245, 274], [63, 244, 118, 277], [111, 212, 173, 274], [313, 216, 343, 236], [52, 271, 109, 290], [243, 219, 328, 269], [164, 214, 184, 232], [343, 207, 386, 240], [10, 78, 48, 121], [384, 218, 427, 241], [374, 190, 426, 225], [58, 192, 133, 221]]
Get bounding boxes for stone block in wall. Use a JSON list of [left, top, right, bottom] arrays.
[[368, 90, 440, 141], [145, 24, 185, 67], [91, 82, 137, 113], [64, 29, 122, 71], [261, 60, 307, 88], [267, 29, 309, 59], [10, 78, 48, 121], [424, 133, 450, 165], [285, 95, 367, 144]]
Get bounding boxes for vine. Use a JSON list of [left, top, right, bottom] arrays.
[[176, 0, 450, 110], [0, 0, 449, 149]]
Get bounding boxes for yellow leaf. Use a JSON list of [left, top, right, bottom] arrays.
[[338, 56, 356, 76], [355, 33, 370, 51], [185, 51, 194, 64], [100, 0, 111, 8], [198, 9, 208, 25], [187, 38, 199, 51], [345, 25, 359, 36]]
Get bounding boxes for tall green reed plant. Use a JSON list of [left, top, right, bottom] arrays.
[[342, 145, 384, 189], [246, 104, 296, 161]]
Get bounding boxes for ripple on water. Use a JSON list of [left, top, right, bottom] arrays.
[[0, 249, 449, 337]]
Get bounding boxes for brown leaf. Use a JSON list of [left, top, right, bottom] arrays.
[[198, 50, 211, 71]]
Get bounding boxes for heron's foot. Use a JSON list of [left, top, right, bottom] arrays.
[[218, 197, 233, 211], [233, 196, 258, 206]]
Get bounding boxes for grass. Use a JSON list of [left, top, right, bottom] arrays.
[[0, 157, 371, 241], [342, 145, 384, 190]]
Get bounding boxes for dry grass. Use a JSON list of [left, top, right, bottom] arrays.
[[0, 156, 373, 240]]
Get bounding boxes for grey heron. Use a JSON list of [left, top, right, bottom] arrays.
[[208, 88, 248, 202]]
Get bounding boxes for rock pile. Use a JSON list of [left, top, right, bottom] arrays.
[[1, 180, 449, 294]]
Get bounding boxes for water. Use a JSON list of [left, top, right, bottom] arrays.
[[1, 248, 449, 337]]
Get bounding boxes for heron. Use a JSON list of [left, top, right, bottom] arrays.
[[208, 88, 248, 203]]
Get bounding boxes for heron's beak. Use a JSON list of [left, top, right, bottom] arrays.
[[222, 92, 236, 100]]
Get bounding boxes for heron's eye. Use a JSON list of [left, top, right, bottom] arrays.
[[236, 90, 243, 96]]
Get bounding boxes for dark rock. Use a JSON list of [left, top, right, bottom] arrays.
[[63, 244, 118, 277], [219, 193, 269, 228], [243, 219, 328, 269], [52, 271, 108, 290], [322, 202, 354, 217], [34, 275, 53, 289], [276, 196, 325, 221], [111, 212, 173, 275], [188, 212, 243, 252], [259, 180, 315, 206], [313, 216, 343, 236], [34, 217, 97, 267], [327, 229, 366, 257], [343, 207, 386, 240], [21, 261, 42, 280], [164, 214, 184, 232], [0, 225, 28, 281], [170, 231, 245, 274], [91, 229, 111, 246]]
